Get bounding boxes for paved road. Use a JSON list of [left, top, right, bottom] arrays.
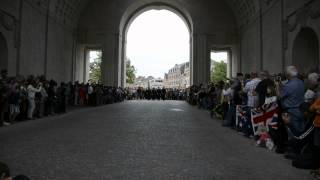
[[0, 101, 312, 180]]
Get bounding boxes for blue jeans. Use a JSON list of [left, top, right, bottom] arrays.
[[287, 108, 304, 138]]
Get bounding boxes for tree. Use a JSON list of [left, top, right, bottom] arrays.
[[126, 59, 136, 84], [211, 60, 227, 83], [89, 51, 102, 83]]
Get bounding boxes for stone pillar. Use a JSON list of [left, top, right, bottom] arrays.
[[192, 33, 210, 85], [118, 34, 125, 87], [101, 33, 121, 87]]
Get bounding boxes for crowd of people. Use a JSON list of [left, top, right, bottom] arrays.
[[2, 66, 320, 178], [187, 65, 320, 178], [126, 87, 186, 100], [0, 70, 126, 127]]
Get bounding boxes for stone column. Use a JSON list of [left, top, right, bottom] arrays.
[[192, 33, 210, 85], [101, 33, 122, 87]]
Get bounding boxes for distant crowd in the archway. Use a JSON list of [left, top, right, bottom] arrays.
[[126, 87, 186, 100]]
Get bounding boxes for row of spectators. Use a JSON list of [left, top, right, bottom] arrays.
[[126, 87, 186, 100], [187, 66, 320, 178], [0, 70, 126, 127]]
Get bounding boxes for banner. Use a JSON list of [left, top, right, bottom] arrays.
[[250, 103, 279, 135], [236, 105, 250, 129]]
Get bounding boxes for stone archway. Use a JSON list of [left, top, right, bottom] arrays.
[[292, 27, 319, 73], [0, 32, 8, 71], [119, 2, 193, 87]]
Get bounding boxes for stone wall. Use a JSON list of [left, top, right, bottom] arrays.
[[0, 0, 19, 76], [284, 0, 320, 73], [1, 0, 319, 85], [0, 0, 75, 82], [239, 0, 320, 75], [19, 1, 47, 76]]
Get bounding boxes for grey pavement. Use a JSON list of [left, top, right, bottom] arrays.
[[0, 101, 313, 180]]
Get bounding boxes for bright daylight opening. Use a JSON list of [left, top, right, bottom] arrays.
[[88, 50, 102, 84], [210, 51, 228, 83], [125, 9, 190, 89]]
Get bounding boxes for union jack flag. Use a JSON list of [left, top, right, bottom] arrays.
[[251, 103, 279, 135]]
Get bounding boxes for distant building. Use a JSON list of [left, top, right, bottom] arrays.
[[133, 76, 152, 88], [164, 62, 190, 89], [132, 76, 164, 89], [149, 78, 164, 89]]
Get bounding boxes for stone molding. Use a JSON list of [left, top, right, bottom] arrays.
[[287, 1, 320, 32], [0, 10, 20, 49], [0, 11, 15, 31], [282, 0, 320, 50]]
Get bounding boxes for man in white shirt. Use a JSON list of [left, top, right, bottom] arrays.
[[244, 72, 261, 108], [27, 81, 42, 119]]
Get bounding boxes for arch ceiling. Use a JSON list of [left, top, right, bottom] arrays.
[[26, 0, 90, 27], [225, 0, 259, 26], [31, 0, 259, 27]]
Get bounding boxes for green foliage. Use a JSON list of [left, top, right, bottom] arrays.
[[126, 59, 136, 84], [211, 61, 227, 83], [89, 52, 102, 83]]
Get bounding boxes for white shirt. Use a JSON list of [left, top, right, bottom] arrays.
[[223, 88, 233, 97], [27, 85, 42, 99], [244, 78, 261, 107], [304, 89, 316, 103], [88, 86, 94, 95]]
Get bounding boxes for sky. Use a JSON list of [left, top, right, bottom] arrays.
[[211, 52, 228, 63], [89, 51, 101, 63], [90, 10, 227, 78]]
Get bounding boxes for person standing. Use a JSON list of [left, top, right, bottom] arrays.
[[0, 70, 9, 126], [8, 80, 20, 124], [244, 72, 261, 108], [255, 71, 275, 108], [280, 66, 305, 137], [27, 79, 42, 120], [242, 72, 261, 136], [223, 73, 243, 127]]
